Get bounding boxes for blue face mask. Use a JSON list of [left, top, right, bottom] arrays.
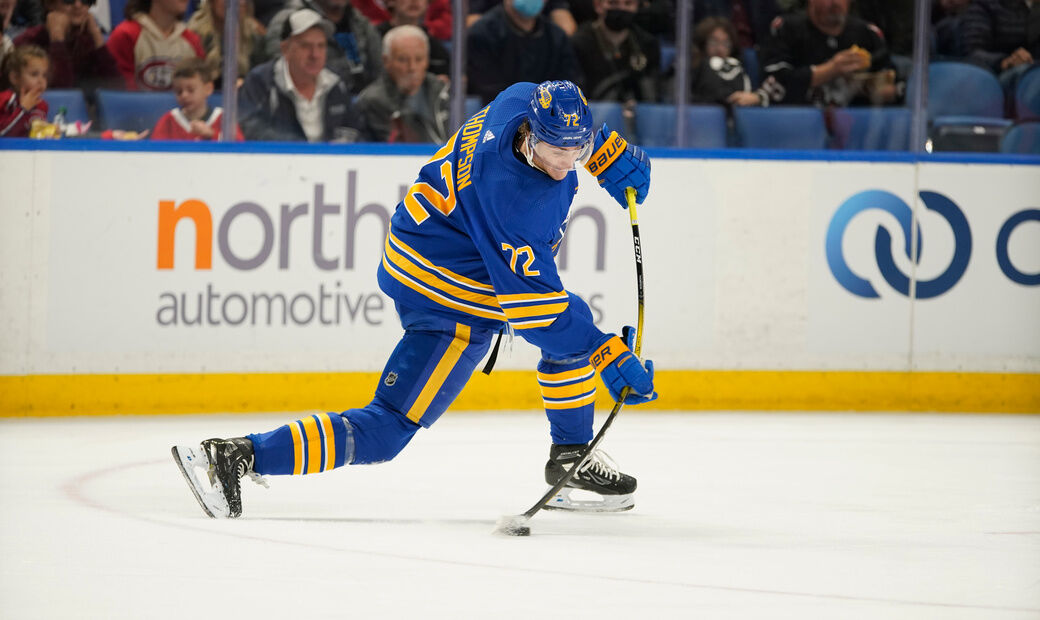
[[512, 0, 545, 18]]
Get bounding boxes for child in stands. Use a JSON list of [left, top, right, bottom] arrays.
[[1, 44, 49, 137], [151, 57, 242, 140]]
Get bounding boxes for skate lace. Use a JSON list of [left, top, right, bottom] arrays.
[[576, 449, 621, 481], [236, 457, 270, 489]]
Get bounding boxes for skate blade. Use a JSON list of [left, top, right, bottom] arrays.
[[171, 445, 231, 519], [543, 487, 634, 513]]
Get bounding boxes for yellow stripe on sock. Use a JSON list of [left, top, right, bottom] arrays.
[[289, 421, 304, 476], [302, 415, 322, 475], [406, 324, 471, 423], [318, 412, 337, 472]]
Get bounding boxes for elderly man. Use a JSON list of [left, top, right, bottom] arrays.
[[238, 8, 367, 141], [355, 24, 447, 143], [466, 0, 582, 104], [266, 0, 383, 95], [758, 0, 900, 106]]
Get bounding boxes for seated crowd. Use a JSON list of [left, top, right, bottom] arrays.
[[1, 0, 1038, 144]]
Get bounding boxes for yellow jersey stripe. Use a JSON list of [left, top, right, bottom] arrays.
[[388, 230, 495, 292], [537, 366, 595, 384], [497, 293, 569, 307], [510, 317, 557, 329], [501, 301, 569, 320], [318, 412, 336, 472], [382, 255, 507, 321], [385, 239, 502, 308], [543, 392, 598, 410], [407, 323, 471, 422], [289, 421, 304, 476], [302, 415, 322, 475]]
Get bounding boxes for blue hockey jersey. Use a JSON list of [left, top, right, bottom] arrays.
[[376, 82, 606, 359]]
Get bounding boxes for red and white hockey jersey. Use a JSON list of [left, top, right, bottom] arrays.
[[0, 89, 48, 137], [151, 106, 244, 141], [106, 14, 204, 91]]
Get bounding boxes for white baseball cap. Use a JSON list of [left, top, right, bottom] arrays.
[[282, 8, 334, 40]]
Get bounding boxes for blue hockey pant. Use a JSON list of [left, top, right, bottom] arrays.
[[249, 305, 598, 475]]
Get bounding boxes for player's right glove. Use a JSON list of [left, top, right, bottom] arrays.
[[583, 123, 651, 208], [588, 328, 657, 405]]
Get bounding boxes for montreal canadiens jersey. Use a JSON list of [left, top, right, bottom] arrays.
[[376, 82, 605, 359]]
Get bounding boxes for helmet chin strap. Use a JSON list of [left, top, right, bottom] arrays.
[[522, 132, 553, 176]]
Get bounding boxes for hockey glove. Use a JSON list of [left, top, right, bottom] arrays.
[[583, 123, 651, 208], [588, 329, 657, 405]]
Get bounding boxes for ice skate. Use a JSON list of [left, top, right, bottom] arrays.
[[543, 443, 636, 512], [171, 437, 268, 518]]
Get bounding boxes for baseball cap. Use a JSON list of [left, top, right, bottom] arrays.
[[281, 8, 334, 40]]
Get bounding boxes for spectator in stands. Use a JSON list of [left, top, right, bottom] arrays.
[[13, 0, 120, 91], [2, 0, 19, 65], [932, 0, 971, 59], [356, 24, 447, 142], [374, 0, 449, 78], [107, 0, 205, 90], [355, 0, 451, 41], [187, 0, 269, 88], [5, 0, 44, 39], [152, 57, 242, 139], [758, 0, 900, 106], [239, 8, 367, 141], [572, 0, 660, 102], [1, 43, 48, 136], [962, 0, 1040, 95], [467, 0, 577, 36], [690, 16, 767, 106], [266, 0, 382, 95], [466, 0, 582, 104], [694, 0, 780, 49]]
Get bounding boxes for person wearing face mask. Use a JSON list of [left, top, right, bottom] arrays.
[[571, 0, 660, 102], [466, 0, 582, 104], [12, 0, 120, 90]]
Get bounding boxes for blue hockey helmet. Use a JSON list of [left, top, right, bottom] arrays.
[[527, 80, 593, 149]]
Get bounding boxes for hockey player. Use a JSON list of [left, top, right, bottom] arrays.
[[173, 80, 655, 518]]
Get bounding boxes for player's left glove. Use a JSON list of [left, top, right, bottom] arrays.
[[588, 327, 657, 406], [583, 123, 651, 208]]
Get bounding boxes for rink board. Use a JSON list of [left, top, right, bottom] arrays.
[[0, 143, 1038, 414]]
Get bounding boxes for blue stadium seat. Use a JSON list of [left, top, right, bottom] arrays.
[[1015, 67, 1040, 121], [660, 43, 676, 74], [733, 106, 827, 149], [742, 47, 761, 89], [1000, 122, 1040, 154], [44, 89, 90, 124], [588, 100, 626, 135], [464, 96, 482, 120], [830, 107, 912, 151], [95, 89, 178, 132], [926, 61, 1005, 118], [635, 103, 727, 148]]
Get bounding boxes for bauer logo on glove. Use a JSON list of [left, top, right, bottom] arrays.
[[584, 123, 651, 208]]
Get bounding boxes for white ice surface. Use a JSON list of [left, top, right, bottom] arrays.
[[2, 411, 1039, 619]]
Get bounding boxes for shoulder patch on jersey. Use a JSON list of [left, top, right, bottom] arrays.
[[483, 129, 495, 143], [770, 15, 784, 35], [867, 23, 885, 41]]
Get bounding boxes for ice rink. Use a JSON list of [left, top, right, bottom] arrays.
[[2, 410, 1038, 619]]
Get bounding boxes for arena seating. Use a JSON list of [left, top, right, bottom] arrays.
[[830, 107, 912, 151], [44, 89, 90, 124], [1000, 122, 1040, 154], [635, 103, 727, 148], [733, 106, 827, 149], [1015, 68, 1040, 121]]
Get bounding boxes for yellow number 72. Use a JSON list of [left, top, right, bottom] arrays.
[[500, 243, 541, 276]]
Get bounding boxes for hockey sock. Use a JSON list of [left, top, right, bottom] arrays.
[[248, 412, 353, 476], [537, 357, 596, 444]]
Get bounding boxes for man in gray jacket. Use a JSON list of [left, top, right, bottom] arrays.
[[266, 0, 383, 95], [355, 24, 449, 143], [240, 8, 368, 142]]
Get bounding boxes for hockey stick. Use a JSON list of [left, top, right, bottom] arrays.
[[496, 187, 644, 536]]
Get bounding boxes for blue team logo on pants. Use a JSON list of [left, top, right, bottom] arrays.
[[826, 190, 972, 299]]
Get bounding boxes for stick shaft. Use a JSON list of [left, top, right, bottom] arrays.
[[518, 188, 645, 520]]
